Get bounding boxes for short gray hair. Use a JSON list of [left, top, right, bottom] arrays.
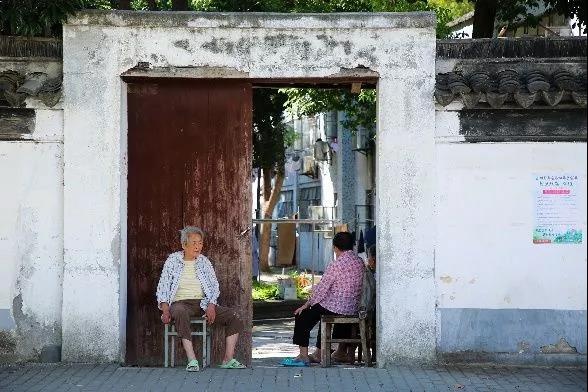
[[179, 226, 205, 245], [368, 244, 376, 259]]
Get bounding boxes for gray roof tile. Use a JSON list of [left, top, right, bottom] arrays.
[[436, 68, 587, 108]]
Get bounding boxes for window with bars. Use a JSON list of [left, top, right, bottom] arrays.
[[299, 186, 322, 230], [277, 190, 294, 218]]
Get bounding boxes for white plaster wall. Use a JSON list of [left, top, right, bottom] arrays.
[[61, 71, 123, 361], [376, 73, 436, 363], [0, 109, 64, 359], [63, 10, 436, 363], [435, 142, 588, 310]]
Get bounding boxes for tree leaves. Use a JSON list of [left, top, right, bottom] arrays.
[[282, 88, 376, 134], [0, 0, 110, 36], [253, 89, 294, 174], [469, 0, 586, 37]]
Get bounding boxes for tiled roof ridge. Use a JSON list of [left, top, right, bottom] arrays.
[[0, 35, 62, 58], [0, 70, 62, 108], [436, 68, 587, 108], [437, 37, 587, 59]]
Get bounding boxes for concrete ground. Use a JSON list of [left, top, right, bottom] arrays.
[[1, 319, 586, 392], [252, 318, 316, 365]]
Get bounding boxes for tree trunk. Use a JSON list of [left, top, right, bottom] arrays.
[[259, 169, 284, 273], [262, 168, 272, 201], [472, 0, 498, 38], [118, 0, 132, 10], [172, 0, 190, 11]]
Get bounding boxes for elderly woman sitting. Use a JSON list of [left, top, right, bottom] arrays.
[[156, 226, 245, 371], [281, 231, 364, 366]]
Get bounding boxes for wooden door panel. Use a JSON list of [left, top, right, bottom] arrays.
[[127, 79, 252, 366], [183, 82, 253, 364]]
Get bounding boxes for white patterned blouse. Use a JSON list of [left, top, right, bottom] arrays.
[[156, 251, 220, 311]]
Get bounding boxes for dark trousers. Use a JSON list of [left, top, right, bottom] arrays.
[[293, 304, 351, 348]]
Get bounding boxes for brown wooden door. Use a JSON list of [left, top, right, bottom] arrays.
[[126, 79, 252, 366]]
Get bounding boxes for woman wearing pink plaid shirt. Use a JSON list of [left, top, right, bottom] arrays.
[[281, 231, 364, 367]]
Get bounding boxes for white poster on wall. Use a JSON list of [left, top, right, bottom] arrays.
[[533, 174, 583, 244]]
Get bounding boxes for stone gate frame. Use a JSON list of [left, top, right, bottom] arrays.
[[62, 11, 437, 365]]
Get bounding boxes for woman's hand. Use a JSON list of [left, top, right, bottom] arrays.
[[161, 310, 171, 324], [294, 303, 309, 316], [160, 303, 171, 324], [205, 303, 216, 324]]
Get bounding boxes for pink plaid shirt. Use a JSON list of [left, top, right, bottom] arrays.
[[309, 250, 364, 315]]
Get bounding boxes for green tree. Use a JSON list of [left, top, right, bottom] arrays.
[[2, 0, 82, 36], [283, 88, 377, 135], [470, 0, 586, 38], [429, 0, 473, 18], [252, 89, 297, 272]]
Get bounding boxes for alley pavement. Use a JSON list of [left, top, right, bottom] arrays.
[[1, 319, 586, 391], [1, 362, 586, 392]]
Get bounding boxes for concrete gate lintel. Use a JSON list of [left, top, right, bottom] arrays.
[[120, 64, 380, 83], [62, 10, 437, 365]]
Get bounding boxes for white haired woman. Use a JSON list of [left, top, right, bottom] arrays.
[[156, 226, 245, 371]]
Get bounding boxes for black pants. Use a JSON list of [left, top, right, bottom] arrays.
[[293, 304, 351, 348]]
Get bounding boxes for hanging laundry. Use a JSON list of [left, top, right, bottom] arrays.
[[277, 223, 296, 266], [357, 229, 365, 254], [365, 225, 376, 250]]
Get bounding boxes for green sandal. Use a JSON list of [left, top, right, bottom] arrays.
[[219, 358, 246, 369], [186, 359, 200, 372]]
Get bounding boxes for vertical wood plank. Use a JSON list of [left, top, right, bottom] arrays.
[[127, 79, 252, 366]]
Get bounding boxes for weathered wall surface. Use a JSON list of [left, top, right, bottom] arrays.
[[434, 52, 587, 364], [376, 74, 436, 364], [62, 10, 436, 364], [434, 141, 587, 365], [433, 42, 587, 365], [0, 58, 64, 362], [435, 142, 587, 310]]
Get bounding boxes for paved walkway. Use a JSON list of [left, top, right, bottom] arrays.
[[252, 318, 317, 363], [1, 363, 585, 392], [1, 319, 586, 391]]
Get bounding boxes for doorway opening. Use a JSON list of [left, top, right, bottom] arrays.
[[249, 82, 377, 366], [124, 76, 378, 368]]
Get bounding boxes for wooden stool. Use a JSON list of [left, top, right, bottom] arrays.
[[164, 317, 211, 368], [320, 314, 372, 367]]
